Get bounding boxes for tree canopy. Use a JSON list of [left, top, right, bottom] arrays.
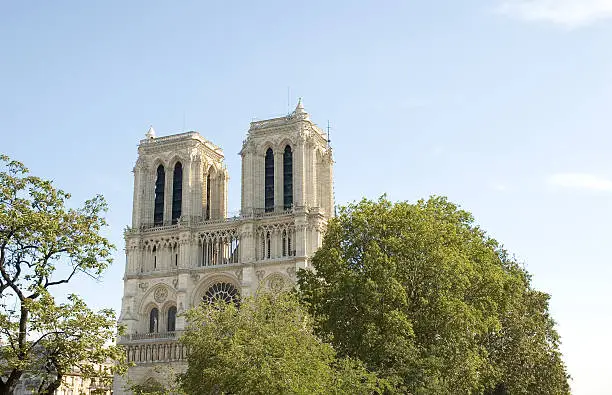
[[0, 155, 126, 395], [298, 196, 570, 394], [178, 292, 386, 395]]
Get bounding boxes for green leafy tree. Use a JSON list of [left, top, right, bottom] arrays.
[[299, 196, 570, 394], [0, 155, 126, 395], [179, 292, 386, 395]]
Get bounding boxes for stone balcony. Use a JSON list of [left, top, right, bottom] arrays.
[[125, 205, 321, 235], [119, 331, 188, 364], [120, 331, 182, 343]]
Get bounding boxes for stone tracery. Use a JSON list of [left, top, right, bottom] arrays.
[[202, 282, 240, 306]]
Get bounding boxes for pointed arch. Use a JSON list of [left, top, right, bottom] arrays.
[[154, 165, 165, 225], [172, 162, 183, 223], [265, 148, 274, 212], [149, 307, 159, 333], [206, 166, 217, 220], [167, 305, 177, 332]]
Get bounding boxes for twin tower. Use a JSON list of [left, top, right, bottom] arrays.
[[116, 100, 334, 390]]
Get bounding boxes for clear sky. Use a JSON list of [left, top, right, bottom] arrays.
[[1, 1, 610, 393]]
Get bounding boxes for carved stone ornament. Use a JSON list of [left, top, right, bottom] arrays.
[[154, 286, 168, 303], [286, 266, 296, 279], [256, 270, 266, 281], [234, 268, 243, 281], [139, 282, 149, 291], [268, 274, 285, 293], [172, 278, 179, 288]]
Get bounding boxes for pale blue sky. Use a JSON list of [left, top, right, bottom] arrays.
[[1, 1, 611, 393]]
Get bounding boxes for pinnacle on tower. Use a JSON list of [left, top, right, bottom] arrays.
[[295, 98, 305, 113], [293, 98, 310, 120], [145, 126, 156, 139]]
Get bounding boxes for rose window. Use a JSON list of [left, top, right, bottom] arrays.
[[203, 282, 240, 306]]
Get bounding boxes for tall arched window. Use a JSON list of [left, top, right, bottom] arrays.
[[172, 162, 182, 223], [154, 165, 165, 225], [206, 172, 211, 220], [283, 145, 293, 210], [265, 148, 274, 212], [167, 306, 177, 332], [149, 308, 159, 333]]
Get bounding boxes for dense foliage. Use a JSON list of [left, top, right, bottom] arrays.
[[299, 196, 570, 394], [0, 155, 126, 395], [179, 292, 386, 395]]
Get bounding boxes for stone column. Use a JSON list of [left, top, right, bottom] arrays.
[[182, 158, 192, 220], [241, 150, 253, 214], [178, 232, 190, 268], [294, 141, 305, 207], [164, 164, 172, 225], [274, 149, 283, 212], [327, 155, 334, 216], [132, 164, 142, 228], [239, 222, 255, 263], [220, 170, 228, 218], [254, 154, 263, 211], [311, 148, 318, 208]]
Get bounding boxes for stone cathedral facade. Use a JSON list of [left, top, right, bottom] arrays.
[[115, 101, 333, 392]]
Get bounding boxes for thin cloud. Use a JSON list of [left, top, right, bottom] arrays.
[[548, 173, 612, 191], [497, 0, 612, 27]]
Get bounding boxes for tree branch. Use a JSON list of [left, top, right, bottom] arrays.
[[29, 330, 68, 350], [44, 264, 79, 288], [0, 236, 25, 301]]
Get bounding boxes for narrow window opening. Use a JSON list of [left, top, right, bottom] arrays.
[[265, 148, 274, 212], [172, 162, 182, 224], [167, 306, 177, 332], [283, 145, 293, 210], [261, 234, 265, 260], [149, 308, 159, 333], [154, 165, 165, 225], [206, 173, 211, 220], [175, 253, 178, 266]]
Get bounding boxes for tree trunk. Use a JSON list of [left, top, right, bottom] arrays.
[[0, 368, 23, 395], [39, 375, 63, 395]]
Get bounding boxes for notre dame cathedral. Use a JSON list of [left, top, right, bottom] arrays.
[[114, 100, 334, 392]]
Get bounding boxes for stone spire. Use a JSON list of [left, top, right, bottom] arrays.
[[293, 98, 309, 120], [145, 126, 156, 139]]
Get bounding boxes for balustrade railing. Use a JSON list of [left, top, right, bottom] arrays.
[[124, 341, 188, 364], [126, 205, 309, 235], [121, 331, 181, 342], [120, 331, 188, 364]]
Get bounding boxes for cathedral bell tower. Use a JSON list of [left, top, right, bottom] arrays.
[[239, 99, 334, 268], [116, 100, 333, 394], [240, 98, 333, 217], [131, 128, 228, 230]]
